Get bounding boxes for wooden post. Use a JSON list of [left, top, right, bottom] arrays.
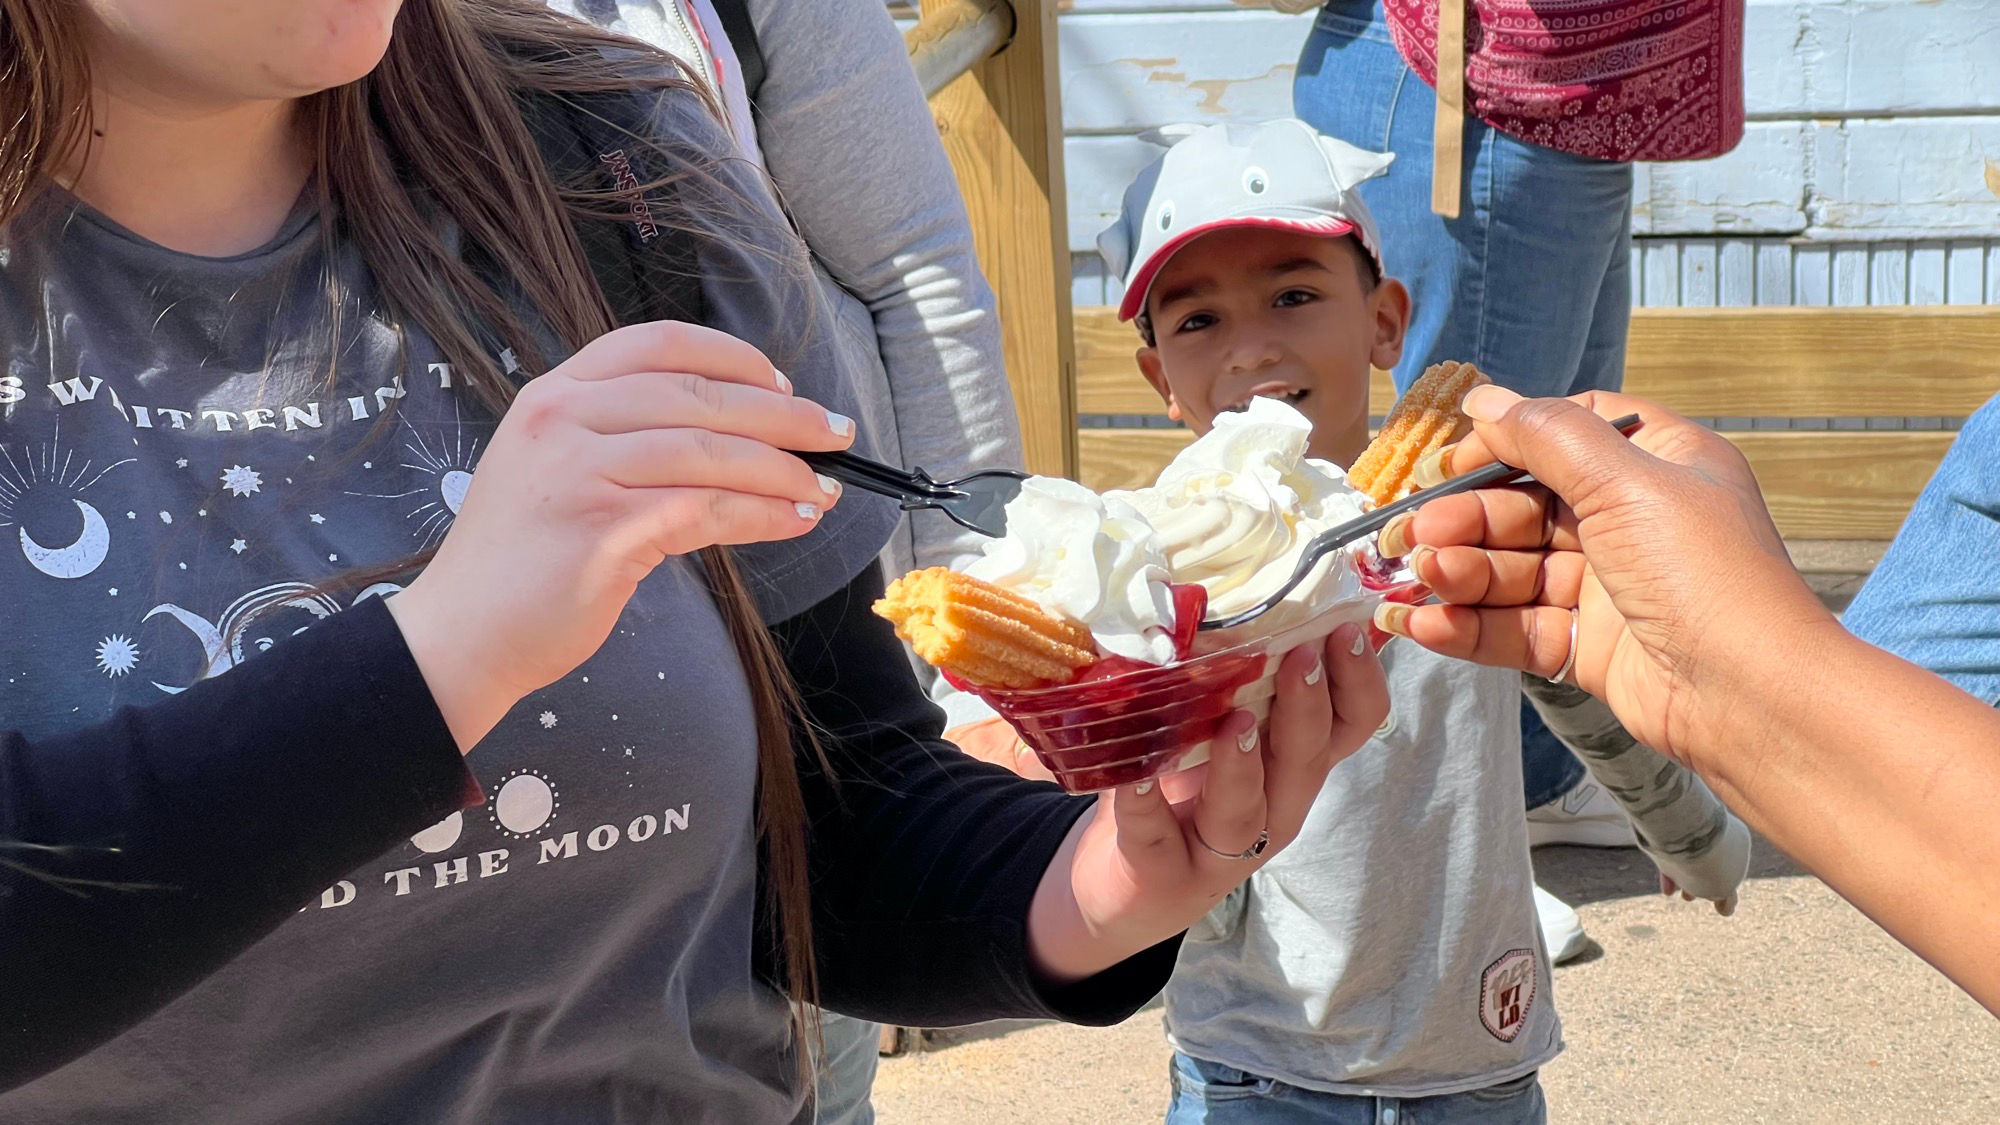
[[916, 0, 1079, 480]]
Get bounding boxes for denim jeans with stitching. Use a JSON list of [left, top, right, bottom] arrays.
[[1166, 1054, 1547, 1125], [812, 1011, 880, 1125], [1295, 0, 1637, 807]]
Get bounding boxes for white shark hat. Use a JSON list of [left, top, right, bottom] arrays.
[[1097, 119, 1395, 322]]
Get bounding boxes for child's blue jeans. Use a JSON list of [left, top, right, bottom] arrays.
[[812, 1011, 881, 1125], [1294, 0, 1636, 808], [1166, 1054, 1546, 1125], [1843, 393, 2000, 705]]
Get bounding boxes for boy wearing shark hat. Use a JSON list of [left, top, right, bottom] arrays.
[[1101, 114, 1557, 1125], [1092, 119, 1749, 1123]]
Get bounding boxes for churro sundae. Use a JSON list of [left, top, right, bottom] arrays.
[[877, 397, 1434, 792]]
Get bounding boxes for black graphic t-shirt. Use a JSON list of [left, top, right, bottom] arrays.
[[0, 179, 893, 1122]]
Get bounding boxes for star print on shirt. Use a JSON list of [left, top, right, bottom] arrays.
[[539, 711, 558, 730], [95, 635, 139, 678], [309, 513, 326, 525], [175, 458, 189, 469], [229, 539, 247, 555], [220, 465, 262, 497]]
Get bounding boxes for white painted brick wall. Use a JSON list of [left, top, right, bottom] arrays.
[[1041, 0, 2000, 306]]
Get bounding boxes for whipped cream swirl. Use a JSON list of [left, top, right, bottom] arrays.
[[964, 475, 1178, 664], [965, 399, 1371, 662], [1112, 398, 1368, 634]]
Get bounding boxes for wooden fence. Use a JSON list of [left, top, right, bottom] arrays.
[[1073, 305, 2000, 539]]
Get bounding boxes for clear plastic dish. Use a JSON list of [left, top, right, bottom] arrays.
[[971, 550, 1426, 794]]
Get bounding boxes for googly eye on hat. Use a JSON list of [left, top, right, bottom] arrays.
[[1094, 118, 1395, 323]]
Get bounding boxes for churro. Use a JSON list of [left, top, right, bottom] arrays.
[[1346, 360, 1490, 505], [874, 567, 1098, 688]]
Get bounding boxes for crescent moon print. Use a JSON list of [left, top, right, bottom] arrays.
[[0, 422, 134, 580], [346, 406, 481, 551], [143, 582, 345, 694], [20, 499, 110, 578], [142, 603, 229, 693]]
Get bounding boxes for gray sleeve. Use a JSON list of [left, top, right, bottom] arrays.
[[1521, 675, 1751, 903], [748, 0, 1022, 728]]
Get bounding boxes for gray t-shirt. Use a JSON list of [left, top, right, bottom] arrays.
[[1165, 643, 1563, 1096], [0, 180, 891, 1120]]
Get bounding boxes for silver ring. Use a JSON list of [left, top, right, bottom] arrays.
[[1192, 824, 1269, 861], [1548, 608, 1579, 685]]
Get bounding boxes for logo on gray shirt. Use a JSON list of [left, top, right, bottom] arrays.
[[1480, 949, 1539, 1042]]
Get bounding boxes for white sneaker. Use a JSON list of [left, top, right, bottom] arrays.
[[1534, 884, 1590, 965], [1526, 779, 1636, 849]]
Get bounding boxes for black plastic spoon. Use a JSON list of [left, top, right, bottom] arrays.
[[795, 449, 1028, 538]]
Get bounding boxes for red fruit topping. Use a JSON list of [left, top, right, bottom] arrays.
[[1075, 655, 1152, 684], [1167, 582, 1209, 660], [1356, 544, 1408, 591]]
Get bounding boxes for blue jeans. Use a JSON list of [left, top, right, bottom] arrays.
[[812, 1011, 881, 1125], [1167, 1054, 1547, 1125], [1296, 0, 1636, 809], [1844, 393, 2000, 706]]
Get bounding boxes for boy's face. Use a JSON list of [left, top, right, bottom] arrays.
[[1137, 227, 1410, 467]]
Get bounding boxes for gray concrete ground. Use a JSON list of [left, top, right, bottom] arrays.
[[875, 834, 2000, 1124]]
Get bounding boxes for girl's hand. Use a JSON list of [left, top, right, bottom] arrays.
[[1026, 623, 1389, 982], [388, 322, 855, 749], [1378, 387, 1836, 769]]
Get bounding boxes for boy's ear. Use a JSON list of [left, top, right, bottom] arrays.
[[1368, 278, 1413, 374], [1135, 345, 1183, 422]]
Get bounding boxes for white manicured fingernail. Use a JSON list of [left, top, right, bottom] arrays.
[[826, 411, 854, 438], [1347, 626, 1368, 657], [1303, 656, 1323, 686], [1135, 780, 1154, 796], [774, 370, 793, 395], [1236, 725, 1257, 753], [815, 473, 841, 498], [795, 502, 820, 520]]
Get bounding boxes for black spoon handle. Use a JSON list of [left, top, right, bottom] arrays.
[[793, 449, 953, 503]]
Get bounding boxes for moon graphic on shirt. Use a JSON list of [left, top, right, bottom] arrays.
[[440, 470, 471, 515], [493, 771, 557, 837], [411, 811, 465, 854], [215, 583, 343, 662], [19, 499, 111, 579], [142, 603, 229, 693], [143, 582, 344, 694], [346, 409, 482, 551], [351, 581, 405, 605], [0, 423, 133, 580]]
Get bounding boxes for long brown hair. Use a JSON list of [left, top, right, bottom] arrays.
[[1, 0, 825, 1062]]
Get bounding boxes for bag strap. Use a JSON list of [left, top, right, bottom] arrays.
[[518, 86, 705, 332], [1431, 0, 1466, 219], [707, 0, 766, 102]]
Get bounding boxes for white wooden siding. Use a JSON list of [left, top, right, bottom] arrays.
[[1045, 0, 2000, 301], [1071, 239, 2000, 309]]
